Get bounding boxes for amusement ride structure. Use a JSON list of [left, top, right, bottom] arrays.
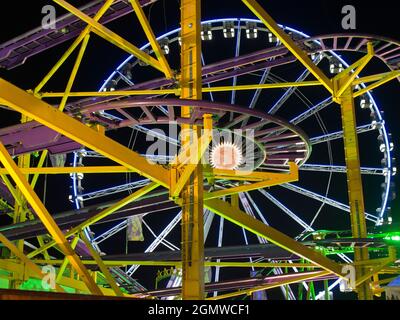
[[0, 0, 399, 300]]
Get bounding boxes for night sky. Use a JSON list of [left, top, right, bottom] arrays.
[[0, 0, 399, 298]]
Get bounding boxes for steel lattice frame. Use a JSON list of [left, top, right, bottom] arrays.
[[0, 0, 398, 300]]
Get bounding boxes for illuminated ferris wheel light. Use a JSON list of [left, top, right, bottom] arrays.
[[210, 142, 244, 170]]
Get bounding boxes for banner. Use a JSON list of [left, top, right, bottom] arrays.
[[127, 215, 144, 241]]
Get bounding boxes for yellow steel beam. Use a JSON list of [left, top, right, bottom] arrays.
[[355, 247, 396, 287], [337, 83, 371, 299], [40, 88, 179, 98], [30, 35, 91, 194], [353, 70, 400, 86], [242, 0, 333, 93], [30, 259, 318, 269], [53, 0, 163, 73], [333, 44, 374, 82], [14, 34, 91, 257], [30, 150, 48, 190], [180, 0, 205, 300], [0, 79, 169, 187], [334, 42, 374, 99], [171, 117, 213, 198], [35, 0, 115, 93], [355, 258, 394, 287], [208, 270, 331, 300], [0, 233, 65, 293], [58, 34, 91, 112], [129, 0, 174, 79], [0, 166, 135, 175], [39, 81, 322, 97], [354, 70, 400, 98], [1, 174, 23, 207], [204, 162, 298, 200], [0, 166, 270, 178], [0, 141, 102, 295], [80, 231, 124, 297], [56, 236, 80, 283], [204, 198, 343, 277], [27, 182, 159, 258], [203, 80, 322, 92]]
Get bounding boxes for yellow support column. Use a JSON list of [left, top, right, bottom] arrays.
[[180, 0, 205, 300], [338, 84, 372, 300]]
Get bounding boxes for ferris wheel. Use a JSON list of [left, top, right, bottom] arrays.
[[69, 18, 396, 298]]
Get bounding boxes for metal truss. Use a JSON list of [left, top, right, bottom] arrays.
[[310, 123, 377, 145], [281, 183, 378, 223], [300, 164, 385, 175]]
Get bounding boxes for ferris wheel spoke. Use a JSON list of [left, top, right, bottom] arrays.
[[126, 211, 182, 277], [230, 20, 242, 107], [310, 123, 377, 145], [300, 164, 385, 176], [257, 189, 313, 232], [80, 179, 151, 202], [267, 54, 324, 115], [161, 209, 216, 295], [201, 54, 215, 102], [280, 183, 379, 223], [142, 218, 180, 251], [240, 192, 298, 300], [92, 220, 127, 246], [290, 97, 333, 125], [244, 191, 351, 288], [126, 210, 215, 278]]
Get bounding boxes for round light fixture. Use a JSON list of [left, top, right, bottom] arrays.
[[210, 141, 243, 170]]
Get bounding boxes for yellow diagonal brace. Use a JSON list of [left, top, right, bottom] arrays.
[[27, 182, 159, 259], [242, 0, 333, 93], [171, 123, 213, 198], [1, 174, 23, 207], [80, 231, 124, 297], [30, 150, 48, 190], [333, 43, 374, 82], [31, 259, 318, 269], [53, 0, 163, 73], [355, 258, 394, 287], [129, 0, 174, 79], [334, 42, 374, 98], [58, 34, 91, 112], [204, 198, 343, 276], [354, 71, 400, 98], [56, 236, 80, 283], [35, 0, 115, 93], [0, 142, 102, 295], [353, 70, 400, 86], [0, 79, 169, 187], [0, 233, 65, 293], [204, 163, 298, 200]]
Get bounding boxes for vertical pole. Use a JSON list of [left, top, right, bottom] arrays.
[[10, 114, 30, 289], [338, 84, 372, 300], [324, 279, 329, 300], [180, 0, 205, 300]]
